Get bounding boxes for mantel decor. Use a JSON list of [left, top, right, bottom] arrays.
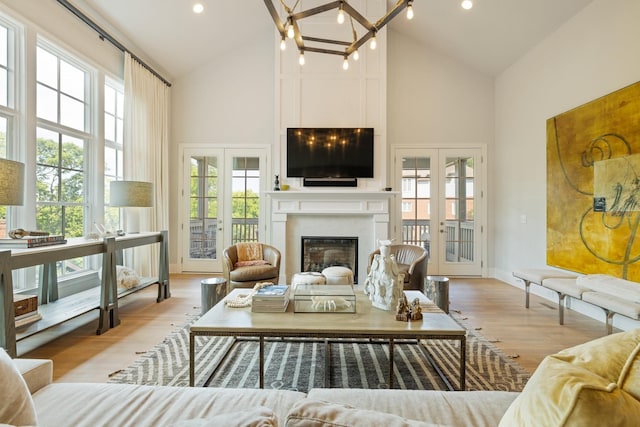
[[264, 0, 414, 68]]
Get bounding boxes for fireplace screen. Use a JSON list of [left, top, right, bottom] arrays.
[[301, 236, 358, 283]]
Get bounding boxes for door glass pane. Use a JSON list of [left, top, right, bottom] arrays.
[[231, 157, 260, 244], [444, 157, 474, 262], [401, 157, 431, 255], [189, 156, 218, 259]]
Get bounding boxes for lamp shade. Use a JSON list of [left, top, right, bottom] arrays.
[[0, 158, 25, 206], [110, 181, 154, 207]]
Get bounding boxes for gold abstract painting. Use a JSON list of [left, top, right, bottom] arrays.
[[547, 81, 640, 280]]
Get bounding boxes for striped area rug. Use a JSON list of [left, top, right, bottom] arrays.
[[108, 317, 529, 392]]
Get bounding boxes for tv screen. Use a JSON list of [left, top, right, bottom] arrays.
[[287, 128, 374, 178]]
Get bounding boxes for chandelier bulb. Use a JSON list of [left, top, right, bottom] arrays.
[[287, 18, 295, 38], [299, 51, 305, 66], [280, 37, 286, 51], [343, 56, 349, 70], [461, 0, 473, 10], [407, 4, 414, 20], [370, 34, 377, 50], [337, 5, 345, 24], [353, 50, 359, 61]]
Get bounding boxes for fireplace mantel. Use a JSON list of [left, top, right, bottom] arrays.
[[266, 190, 398, 284]]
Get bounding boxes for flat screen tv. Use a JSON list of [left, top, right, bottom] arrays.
[[286, 128, 374, 178]]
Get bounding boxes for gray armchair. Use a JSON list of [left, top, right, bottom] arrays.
[[222, 243, 281, 294], [367, 244, 428, 290]]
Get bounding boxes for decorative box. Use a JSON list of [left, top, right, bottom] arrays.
[[293, 284, 356, 313], [13, 294, 38, 317]]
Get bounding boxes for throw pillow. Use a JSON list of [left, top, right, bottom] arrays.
[[285, 399, 447, 427], [499, 329, 640, 427], [172, 406, 277, 427], [237, 243, 263, 262], [0, 349, 38, 426]]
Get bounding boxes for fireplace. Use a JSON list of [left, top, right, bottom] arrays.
[[267, 190, 395, 285], [301, 236, 358, 282]]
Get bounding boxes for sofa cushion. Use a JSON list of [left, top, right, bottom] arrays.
[[499, 329, 640, 427], [0, 349, 38, 426], [33, 383, 305, 427], [230, 264, 278, 282], [173, 406, 277, 427], [307, 388, 517, 427], [285, 399, 446, 427]]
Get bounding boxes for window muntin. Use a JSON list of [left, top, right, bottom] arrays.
[[104, 80, 124, 230], [36, 45, 87, 132]]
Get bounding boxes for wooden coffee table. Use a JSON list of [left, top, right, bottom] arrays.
[[189, 289, 466, 390]]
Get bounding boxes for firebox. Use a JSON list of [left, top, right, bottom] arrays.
[[301, 236, 358, 283]]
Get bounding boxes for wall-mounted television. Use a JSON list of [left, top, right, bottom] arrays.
[[286, 128, 374, 179]]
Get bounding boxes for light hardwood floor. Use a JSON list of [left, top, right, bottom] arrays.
[[20, 274, 609, 382]]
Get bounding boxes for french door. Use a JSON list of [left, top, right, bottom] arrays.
[[394, 148, 484, 277], [180, 147, 268, 273]]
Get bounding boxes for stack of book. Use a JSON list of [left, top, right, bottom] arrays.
[[0, 234, 67, 249], [252, 284, 290, 312]]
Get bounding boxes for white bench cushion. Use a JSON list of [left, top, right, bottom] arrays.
[[541, 278, 588, 299], [513, 269, 576, 284], [576, 274, 640, 302], [582, 291, 640, 320]]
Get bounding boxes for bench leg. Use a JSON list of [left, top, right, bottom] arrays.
[[524, 280, 531, 308], [557, 293, 566, 325], [604, 310, 614, 335]]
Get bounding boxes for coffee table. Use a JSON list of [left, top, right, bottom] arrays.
[[189, 289, 466, 390]]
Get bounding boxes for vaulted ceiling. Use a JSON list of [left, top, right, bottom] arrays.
[[75, 0, 594, 80]]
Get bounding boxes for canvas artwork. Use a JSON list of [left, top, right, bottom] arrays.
[[547, 81, 640, 280]]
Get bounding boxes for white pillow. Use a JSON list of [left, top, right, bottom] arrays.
[[0, 349, 38, 426]]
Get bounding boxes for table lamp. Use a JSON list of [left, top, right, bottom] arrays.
[[0, 158, 25, 206], [109, 180, 153, 233], [0, 158, 25, 239]]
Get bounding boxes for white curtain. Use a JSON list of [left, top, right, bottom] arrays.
[[123, 52, 170, 276]]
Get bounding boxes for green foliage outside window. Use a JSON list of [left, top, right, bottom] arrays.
[[35, 136, 84, 237]]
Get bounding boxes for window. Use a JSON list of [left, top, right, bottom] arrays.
[[36, 41, 92, 274], [36, 42, 90, 240], [401, 157, 431, 247], [0, 17, 18, 239], [231, 157, 260, 244], [104, 80, 124, 230]]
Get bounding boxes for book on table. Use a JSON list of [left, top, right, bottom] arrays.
[[252, 284, 290, 312], [0, 235, 67, 249]]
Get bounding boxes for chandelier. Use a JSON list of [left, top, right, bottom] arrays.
[[264, 0, 414, 69]]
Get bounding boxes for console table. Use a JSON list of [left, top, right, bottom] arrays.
[[0, 230, 170, 357]]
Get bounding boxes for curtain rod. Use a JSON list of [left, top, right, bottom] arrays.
[[56, 0, 172, 87]]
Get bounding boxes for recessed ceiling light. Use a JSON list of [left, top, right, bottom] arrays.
[[461, 0, 473, 10], [193, 3, 204, 14]]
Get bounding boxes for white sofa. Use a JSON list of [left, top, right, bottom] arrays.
[[3, 328, 640, 426]]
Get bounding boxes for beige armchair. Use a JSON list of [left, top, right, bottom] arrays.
[[222, 243, 281, 294], [367, 244, 428, 290]]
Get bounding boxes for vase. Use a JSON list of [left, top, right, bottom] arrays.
[[363, 244, 403, 311]]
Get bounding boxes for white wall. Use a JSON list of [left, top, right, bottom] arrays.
[[493, 0, 640, 330], [493, 0, 640, 283], [387, 30, 494, 146]]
